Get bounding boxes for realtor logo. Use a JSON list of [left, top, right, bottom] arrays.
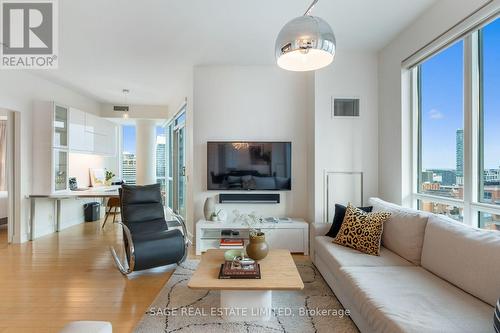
[[1, 0, 58, 69]]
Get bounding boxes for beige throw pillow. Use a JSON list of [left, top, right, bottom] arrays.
[[333, 203, 391, 256]]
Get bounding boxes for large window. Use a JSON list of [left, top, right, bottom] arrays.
[[412, 17, 500, 231], [478, 18, 500, 229], [418, 41, 464, 208], [122, 125, 137, 185], [121, 124, 168, 193], [165, 108, 186, 218]]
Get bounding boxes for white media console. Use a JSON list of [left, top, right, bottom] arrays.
[[195, 219, 309, 255]]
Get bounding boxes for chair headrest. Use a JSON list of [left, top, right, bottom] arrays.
[[120, 184, 162, 205]]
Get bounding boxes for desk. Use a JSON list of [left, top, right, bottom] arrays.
[[28, 187, 120, 241]]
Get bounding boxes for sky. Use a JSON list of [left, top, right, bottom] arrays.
[[421, 18, 500, 170], [122, 125, 165, 154]]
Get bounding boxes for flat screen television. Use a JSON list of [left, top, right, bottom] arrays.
[[207, 141, 291, 191]]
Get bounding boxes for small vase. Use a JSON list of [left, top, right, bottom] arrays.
[[203, 197, 215, 221], [246, 232, 269, 260]]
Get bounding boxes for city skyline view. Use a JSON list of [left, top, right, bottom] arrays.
[[420, 18, 499, 170], [121, 125, 166, 190], [418, 18, 499, 225]]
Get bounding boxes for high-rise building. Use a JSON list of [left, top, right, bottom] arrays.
[[456, 129, 464, 185], [156, 135, 166, 194], [421, 170, 434, 183], [156, 135, 166, 178], [484, 168, 500, 183], [122, 152, 137, 185]]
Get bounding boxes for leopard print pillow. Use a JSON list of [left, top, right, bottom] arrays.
[[333, 203, 391, 256]]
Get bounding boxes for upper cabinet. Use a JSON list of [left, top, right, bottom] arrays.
[[33, 102, 118, 194], [69, 108, 117, 156], [53, 105, 69, 148], [68, 108, 87, 152], [33, 101, 70, 193]]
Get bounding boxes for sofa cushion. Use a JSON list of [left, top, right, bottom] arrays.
[[325, 204, 373, 238], [314, 236, 412, 273], [369, 197, 429, 265], [421, 214, 500, 307], [334, 204, 391, 255], [340, 266, 494, 333]]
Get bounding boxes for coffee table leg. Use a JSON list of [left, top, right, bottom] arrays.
[[220, 290, 272, 322]]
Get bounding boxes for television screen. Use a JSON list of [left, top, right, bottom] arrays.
[[207, 142, 291, 190]]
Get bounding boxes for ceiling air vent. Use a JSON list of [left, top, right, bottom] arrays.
[[113, 105, 129, 112], [332, 98, 360, 118]]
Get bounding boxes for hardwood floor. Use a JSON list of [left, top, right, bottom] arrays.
[[0, 225, 7, 248], [0, 221, 175, 333]]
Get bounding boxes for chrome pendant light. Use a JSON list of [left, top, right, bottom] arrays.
[[275, 0, 336, 71]]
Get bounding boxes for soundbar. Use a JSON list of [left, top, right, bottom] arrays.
[[219, 193, 280, 204]]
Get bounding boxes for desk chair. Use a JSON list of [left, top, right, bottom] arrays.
[[102, 197, 121, 229]]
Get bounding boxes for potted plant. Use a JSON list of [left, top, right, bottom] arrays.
[[105, 169, 115, 186], [233, 210, 269, 260], [210, 209, 222, 222]]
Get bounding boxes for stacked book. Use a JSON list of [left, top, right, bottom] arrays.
[[219, 238, 244, 249], [218, 260, 261, 279]]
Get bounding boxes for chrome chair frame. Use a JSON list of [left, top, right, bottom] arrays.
[[110, 207, 190, 275], [166, 207, 191, 264]]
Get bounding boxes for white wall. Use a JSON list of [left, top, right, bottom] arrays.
[[378, 0, 490, 205], [193, 66, 314, 232], [314, 51, 379, 222], [69, 153, 118, 188], [0, 71, 102, 242]]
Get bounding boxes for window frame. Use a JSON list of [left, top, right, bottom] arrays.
[[410, 14, 500, 229]]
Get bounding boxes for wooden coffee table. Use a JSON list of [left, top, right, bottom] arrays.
[[188, 249, 304, 321]]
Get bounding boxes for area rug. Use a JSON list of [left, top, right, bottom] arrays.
[[134, 259, 358, 333]]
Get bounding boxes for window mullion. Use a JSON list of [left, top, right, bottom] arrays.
[[471, 31, 481, 228], [462, 35, 473, 227], [410, 67, 420, 210]]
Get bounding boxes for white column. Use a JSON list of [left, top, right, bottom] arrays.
[[135, 119, 157, 185], [220, 290, 272, 321]]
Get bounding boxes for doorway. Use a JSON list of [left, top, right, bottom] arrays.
[[0, 109, 15, 244], [166, 105, 186, 219]]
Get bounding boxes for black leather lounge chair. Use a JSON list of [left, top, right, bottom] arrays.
[[110, 184, 189, 275]]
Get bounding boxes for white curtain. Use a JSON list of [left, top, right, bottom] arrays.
[[0, 121, 6, 191]]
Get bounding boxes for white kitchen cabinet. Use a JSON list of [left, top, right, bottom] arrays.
[[34, 102, 118, 194], [69, 108, 117, 156], [85, 113, 99, 134], [53, 105, 69, 148], [53, 149, 69, 192], [33, 102, 70, 194], [69, 108, 87, 152]]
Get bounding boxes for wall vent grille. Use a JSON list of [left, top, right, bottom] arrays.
[[113, 105, 129, 112], [332, 98, 360, 117]]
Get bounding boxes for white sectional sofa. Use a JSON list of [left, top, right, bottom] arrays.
[[311, 197, 500, 333]]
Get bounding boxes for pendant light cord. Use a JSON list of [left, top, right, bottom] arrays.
[[303, 0, 319, 16]]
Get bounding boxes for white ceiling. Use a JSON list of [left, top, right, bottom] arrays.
[[35, 0, 437, 106]]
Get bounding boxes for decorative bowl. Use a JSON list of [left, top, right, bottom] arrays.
[[224, 249, 245, 261]]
